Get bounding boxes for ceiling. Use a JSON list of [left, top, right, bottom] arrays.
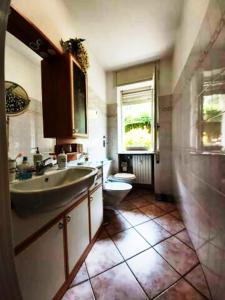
[[63, 0, 184, 71]]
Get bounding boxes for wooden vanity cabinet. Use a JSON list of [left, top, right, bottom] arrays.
[[41, 53, 88, 138], [14, 183, 103, 300]]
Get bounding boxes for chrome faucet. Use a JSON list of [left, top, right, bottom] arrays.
[[35, 158, 53, 175]]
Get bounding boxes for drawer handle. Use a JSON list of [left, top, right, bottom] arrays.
[[66, 215, 71, 223], [58, 222, 64, 229]]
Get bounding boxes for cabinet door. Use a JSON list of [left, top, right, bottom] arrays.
[[90, 186, 103, 239], [66, 198, 90, 273], [15, 220, 65, 300]]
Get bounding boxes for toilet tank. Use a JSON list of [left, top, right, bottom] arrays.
[[102, 160, 112, 182]]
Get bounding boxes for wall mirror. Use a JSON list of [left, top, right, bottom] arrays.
[[5, 81, 30, 116]]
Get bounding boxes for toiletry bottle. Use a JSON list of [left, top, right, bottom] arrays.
[[17, 156, 32, 180], [57, 148, 67, 169], [33, 147, 43, 166], [17, 156, 30, 171]]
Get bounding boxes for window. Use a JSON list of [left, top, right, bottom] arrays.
[[117, 81, 154, 152], [199, 73, 225, 151]]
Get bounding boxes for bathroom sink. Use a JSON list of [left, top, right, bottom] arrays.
[[10, 167, 97, 216]]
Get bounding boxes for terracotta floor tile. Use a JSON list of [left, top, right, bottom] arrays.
[[140, 189, 154, 196], [135, 220, 171, 246], [117, 200, 137, 212], [142, 193, 156, 201], [70, 263, 89, 287], [154, 201, 177, 212], [155, 279, 206, 300], [154, 237, 199, 275], [97, 228, 109, 240], [85, 237, 123, 277], [104, 214, 132, 236], [125, 190, 142, 200], [185, 264, 211, 299], [170, 210, 182, 220], [139, 204, 166, 219], [103, 209, 119, 223], [175, 229, 194, 249], [63, 280, 95, 300], [91, 263, 148, 300], [130, 196, 154, 208], [154, 214, 185, 234], [112, 227, 150, 259], [121, 208, 150, 226], [127, 248, 180, 298]]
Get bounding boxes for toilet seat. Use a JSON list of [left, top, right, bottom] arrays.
[[114, 173, 136, 180], [108, 173, 136, 183], [104, 181, 132, 191]]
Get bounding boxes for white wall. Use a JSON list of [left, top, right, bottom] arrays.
[[159, 56, 173, 96], [172, 0, 209, 90], [5, 34, 55, 161], [5, 35, 41, 101]]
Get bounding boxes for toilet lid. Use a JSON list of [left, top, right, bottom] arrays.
[[114, 173, 136, 180], [104, 182, 132, 191]]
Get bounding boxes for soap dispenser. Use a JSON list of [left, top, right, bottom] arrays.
[[33, 147, 43, 166], [57, 148, 67, 169]]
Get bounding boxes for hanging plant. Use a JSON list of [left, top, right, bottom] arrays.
[[60, 38, 89, 73]]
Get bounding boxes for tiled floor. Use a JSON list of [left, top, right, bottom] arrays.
[[63, 189, 211, 300]]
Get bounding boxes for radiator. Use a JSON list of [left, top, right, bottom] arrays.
[[132, 155, 152, 184]]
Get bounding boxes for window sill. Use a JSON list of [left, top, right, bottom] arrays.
[[190, 151, 225, 156], [118, 151, 155, 154]]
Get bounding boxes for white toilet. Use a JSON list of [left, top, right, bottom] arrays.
[[102, 160, 136, 208]]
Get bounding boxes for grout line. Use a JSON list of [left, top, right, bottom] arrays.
[[71, 191, 209, 299], [109, 233, 151, 300], [183, 277, 211, 300], [87, 260, 125, 281], [150, 277, 183, 299], [104, 213, 210, 299], [84, 260, 97, 299]]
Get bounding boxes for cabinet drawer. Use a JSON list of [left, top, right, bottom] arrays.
[[90, 186, 103, 239]]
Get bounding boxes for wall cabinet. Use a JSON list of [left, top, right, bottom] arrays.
[[41, 53, 88, 138], [14, 184, 103, 300]]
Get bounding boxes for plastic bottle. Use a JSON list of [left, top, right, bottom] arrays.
[[33, 147, 43, 166], [57, 148, 67, 169]]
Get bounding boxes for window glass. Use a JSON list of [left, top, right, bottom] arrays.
[[200, 73, 225, 150], [119, 82, 154, 152]]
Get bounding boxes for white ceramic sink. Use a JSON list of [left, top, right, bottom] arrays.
[[10, 166, 97, 216]]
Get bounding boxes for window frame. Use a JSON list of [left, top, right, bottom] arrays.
[[198, 87, 225, 152], [117, 80, 155, 153]]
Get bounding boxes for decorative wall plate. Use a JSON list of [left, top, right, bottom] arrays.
[[5, 81, 30, 116]]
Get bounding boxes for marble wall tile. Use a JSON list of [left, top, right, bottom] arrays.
[[172, 1, 225, 298]]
